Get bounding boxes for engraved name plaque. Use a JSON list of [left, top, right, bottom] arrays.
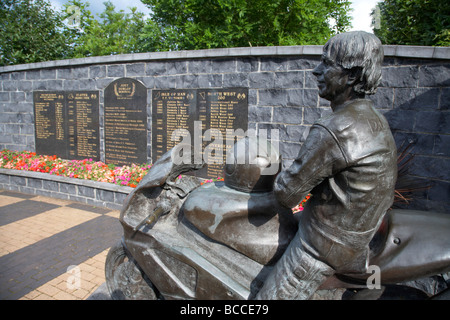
[[152, 88, 248, 179], [104, 78, 148, 166], [33, 91, 100, 160]]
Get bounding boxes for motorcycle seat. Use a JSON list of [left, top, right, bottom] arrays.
[[368, 209, 450, 283]]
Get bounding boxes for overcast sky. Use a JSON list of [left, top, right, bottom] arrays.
[[50, 0, 380, 33]]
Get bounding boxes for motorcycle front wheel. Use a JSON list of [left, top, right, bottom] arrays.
[[105, 240, 159, 300]]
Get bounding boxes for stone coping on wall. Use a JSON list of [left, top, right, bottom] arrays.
[[0, 168, 133, 210], [1, 45, 449, 74]]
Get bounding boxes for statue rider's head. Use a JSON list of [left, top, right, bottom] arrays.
[[313, 31, 384, 104]]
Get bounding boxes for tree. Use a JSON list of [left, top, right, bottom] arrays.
[[65, 1, 146, 57], [372, 0, 450, 46], [139, 0, 352, 51], [0, 0, 75, 66]]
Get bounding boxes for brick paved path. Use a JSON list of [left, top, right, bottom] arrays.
[[0, 189, 123, 300]]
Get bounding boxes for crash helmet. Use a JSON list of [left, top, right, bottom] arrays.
[[224, 136, 281, 193]]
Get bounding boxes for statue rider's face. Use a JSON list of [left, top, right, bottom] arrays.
[[312, 53, 350, 103]]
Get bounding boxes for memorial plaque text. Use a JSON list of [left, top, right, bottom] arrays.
[[152, 88, 248, 179], [33, 91, 100, 160], [104, 78, 148, 166]]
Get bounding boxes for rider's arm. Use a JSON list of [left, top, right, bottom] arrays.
[[273, 124, 347, 209]]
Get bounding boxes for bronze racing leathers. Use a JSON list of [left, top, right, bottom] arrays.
[[257, 99, 397, 299]]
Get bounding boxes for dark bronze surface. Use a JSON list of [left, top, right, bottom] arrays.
[[368, 209, 450, 283], [256, 31, 448, 299], [224, 136, 281, 193], [106, 31, 450, 300], [183, 136, 295, 265], [183, 181, 297, 265], [107, 141, 450, 300]]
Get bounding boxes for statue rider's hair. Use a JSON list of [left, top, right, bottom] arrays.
[[323, 31, 384, 95]]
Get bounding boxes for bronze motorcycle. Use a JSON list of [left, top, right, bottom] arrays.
[[105, 141, 450, 300]]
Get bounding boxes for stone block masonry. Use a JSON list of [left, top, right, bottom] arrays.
[[0, 45, 449, 214], [0, 168, 131, 210]]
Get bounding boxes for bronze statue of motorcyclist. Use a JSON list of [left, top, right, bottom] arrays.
[[106, 31, 449, 301], [255, 31, 398, 300]]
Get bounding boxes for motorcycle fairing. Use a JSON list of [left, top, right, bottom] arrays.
[[116, 146, 270, 300], [183, 181, 298, 265], [113, 141, 450, 299], [121, 215, 272, 300], [120, 143, 203, 229]]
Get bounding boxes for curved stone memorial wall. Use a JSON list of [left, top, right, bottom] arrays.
[[0, 45, 449, 213]]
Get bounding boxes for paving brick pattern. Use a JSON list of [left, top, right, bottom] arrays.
[[0, 189, 123, 300]]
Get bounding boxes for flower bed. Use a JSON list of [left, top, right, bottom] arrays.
[[0, 149, 151, 188], [0, 149, 309, 212]]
